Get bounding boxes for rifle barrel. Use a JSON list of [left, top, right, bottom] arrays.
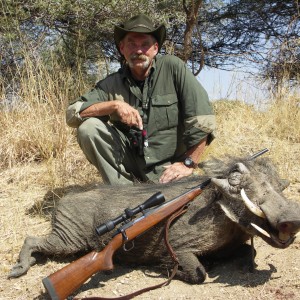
[[248, 148, 269, 160]]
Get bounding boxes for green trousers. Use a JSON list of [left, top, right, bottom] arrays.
[[77, 118, 166, 184]]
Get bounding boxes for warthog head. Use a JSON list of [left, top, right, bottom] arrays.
[[205, 158, 299, 248]]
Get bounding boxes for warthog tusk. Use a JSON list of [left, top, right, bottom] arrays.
[[251, 223, 271, 238], [241, 189, 266, 218]]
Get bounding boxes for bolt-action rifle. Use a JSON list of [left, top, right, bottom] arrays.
[[42, 179, 211, 300]]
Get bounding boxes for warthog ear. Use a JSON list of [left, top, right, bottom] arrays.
[[211, 178, 240, 223], [211, 178, 240, 194], [211, 178, 230, 191], [235, 163, 250, 174], [211, 178, 239, 195]]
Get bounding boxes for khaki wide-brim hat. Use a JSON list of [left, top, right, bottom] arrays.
[[114, 14, 166, 52]]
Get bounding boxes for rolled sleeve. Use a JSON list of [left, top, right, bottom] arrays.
[[184, 115, 216, 147], [66, 101, 85, 128], [66, 85, 109, 128], [79, 88, 108, 112]]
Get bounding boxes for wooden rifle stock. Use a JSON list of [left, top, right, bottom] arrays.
[[42, 179, 211, 300]]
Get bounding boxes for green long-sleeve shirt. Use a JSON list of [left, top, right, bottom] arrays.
[[66, 54, 216, 167]]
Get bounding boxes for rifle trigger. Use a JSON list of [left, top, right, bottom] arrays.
[[120, 228, 129, 242], [123, 240, 135, 252], [119, 228, 135, 251]]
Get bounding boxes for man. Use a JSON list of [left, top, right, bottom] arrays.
[[66, 14, 215, 184]]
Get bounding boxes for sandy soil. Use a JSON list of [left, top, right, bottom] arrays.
[[0, 166, 299, 300]]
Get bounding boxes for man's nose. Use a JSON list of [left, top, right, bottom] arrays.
[[135, 48, 143, 54]]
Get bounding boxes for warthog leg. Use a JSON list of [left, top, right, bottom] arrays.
[[8, 236, 45, 278], [9, 232, 80, 278], [176, 252, 206, 284]]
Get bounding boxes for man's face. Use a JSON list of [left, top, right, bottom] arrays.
[[119, 32, 159, 71]]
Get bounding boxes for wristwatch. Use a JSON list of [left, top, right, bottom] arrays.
[[183, 157, 197, 168]]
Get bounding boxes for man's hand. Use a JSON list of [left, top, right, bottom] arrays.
[[115, 101, 143, 130], [159, 138, 207, 184], [80, 100, 143, 130], [159, 162, 194, 184]]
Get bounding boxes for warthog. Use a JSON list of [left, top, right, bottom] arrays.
[[9, 156, 300, 284]]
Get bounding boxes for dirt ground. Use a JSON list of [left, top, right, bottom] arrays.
[[0, 165, 299, 300]]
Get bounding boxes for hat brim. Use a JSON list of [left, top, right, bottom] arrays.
[[114, 24, 166, 52]]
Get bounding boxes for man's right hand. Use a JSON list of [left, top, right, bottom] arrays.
[[114, 101, 143, 130], [80, 100, 143, 130]]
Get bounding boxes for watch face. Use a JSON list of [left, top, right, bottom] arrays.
[[184, 157, 194, 167]]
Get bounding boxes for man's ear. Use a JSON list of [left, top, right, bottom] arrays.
[[119, 41, 125, 55], [154, 42, 159, 55]]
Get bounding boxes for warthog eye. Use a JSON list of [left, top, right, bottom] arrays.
[[228, 172, 242, 186]]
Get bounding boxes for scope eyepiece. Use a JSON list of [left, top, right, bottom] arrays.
[[95, 220, 116, 236]]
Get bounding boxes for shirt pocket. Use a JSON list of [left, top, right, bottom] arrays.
[[151, 94, 179, 131]]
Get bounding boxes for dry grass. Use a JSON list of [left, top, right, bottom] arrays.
[[0, 52, 98, 187], [207, 97, 300, 184]]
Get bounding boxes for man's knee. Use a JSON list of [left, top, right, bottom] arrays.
[[77, 117, 106, 143]]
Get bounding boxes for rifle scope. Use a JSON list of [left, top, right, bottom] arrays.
[[95, 191, 165, 236]]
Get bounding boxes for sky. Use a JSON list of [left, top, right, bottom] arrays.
[[197, 67, 270, 105]]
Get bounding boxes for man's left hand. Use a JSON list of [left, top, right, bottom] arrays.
[[159, 162, 194, 184]]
